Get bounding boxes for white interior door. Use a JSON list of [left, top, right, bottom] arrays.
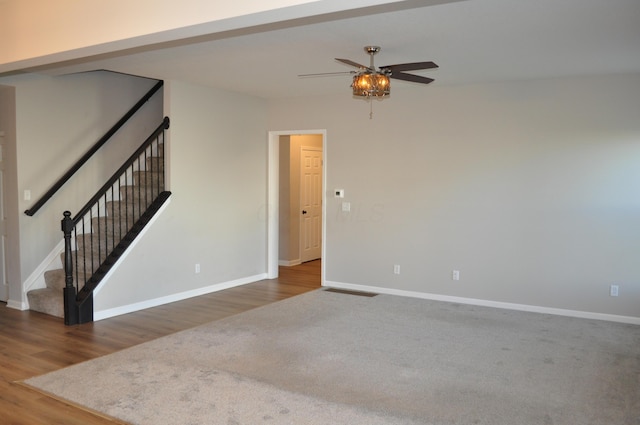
[[0, 131, 7, 302], [300, 147, 322, 263]]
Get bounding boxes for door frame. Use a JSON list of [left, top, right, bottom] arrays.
[[267, 130, 326, 281], [0, 130, 6, 302]]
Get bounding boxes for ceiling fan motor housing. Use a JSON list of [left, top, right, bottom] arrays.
[[350, 46, 391, 97], [352, 71, 390, 97]]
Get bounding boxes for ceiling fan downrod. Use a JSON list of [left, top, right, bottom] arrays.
[[365, 46, 381, 70]]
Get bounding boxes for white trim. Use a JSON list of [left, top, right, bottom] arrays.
[[267, 130, 327, 281], [94, 273, 268, 321], [0, 283, 8, 303], [324, 280, 640, 325], [267, 132, 280, 279], [6, 299, 28, 311]]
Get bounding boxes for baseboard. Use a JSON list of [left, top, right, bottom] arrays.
[[1, 283, 8, 303], [94, 273, 268, 321], [323, 280, 640, 325], [278, 259, 301, 267], [6, 299, 28, 311]]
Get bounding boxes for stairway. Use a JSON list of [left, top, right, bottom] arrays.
[[27, 145, 165, 318]]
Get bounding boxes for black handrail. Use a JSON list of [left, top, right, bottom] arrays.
[[71, 116, 169, 224], [24, 80, 164, 217]]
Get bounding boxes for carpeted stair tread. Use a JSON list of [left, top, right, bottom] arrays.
[[133, 170, 164, 187], [27, 287, 64, 318], [44, 269, 87, 291], [91, 217, 135, 239], [44, 269, 68, 291], [120, 186, 163, 205], [75, 233, 118, 253], [146, 156, 164, 172], [105, 201, 146, 221], [60, 250, 105, 272]]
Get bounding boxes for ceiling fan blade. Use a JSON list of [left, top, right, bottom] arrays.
[[390, 72, 435, 84], [298, 71, 355, 77], [335, 58, 369, 70], [381, 61, 438, 72]]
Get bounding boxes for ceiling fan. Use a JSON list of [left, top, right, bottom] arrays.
[[300, 46, 438, 98]]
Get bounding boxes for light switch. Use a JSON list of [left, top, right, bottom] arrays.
[[24, 190, 31, 201], [342, 202, 351, 212], [335, 189, 344, 198]]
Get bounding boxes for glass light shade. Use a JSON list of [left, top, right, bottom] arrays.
[[352, 72, 390, 97]]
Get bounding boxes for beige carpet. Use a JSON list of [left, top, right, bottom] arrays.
[[23, 289, 640, 424]]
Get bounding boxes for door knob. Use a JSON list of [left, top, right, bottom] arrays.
[[302, 210, 307, 214]]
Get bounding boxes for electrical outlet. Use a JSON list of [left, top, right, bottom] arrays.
[[195, 263, 201, 274], [452, 270, 460, 281], [393, 264, 400, 275], [610, 284, 619, 297]]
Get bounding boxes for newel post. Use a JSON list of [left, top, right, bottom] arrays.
[[61, 211, 78, 325]]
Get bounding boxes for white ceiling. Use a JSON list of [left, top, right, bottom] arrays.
[[30, 0, 640, 99]]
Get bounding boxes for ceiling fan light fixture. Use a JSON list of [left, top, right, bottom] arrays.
[[352, 72, 390, 98]]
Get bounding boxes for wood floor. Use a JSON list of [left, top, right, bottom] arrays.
[[0, 260, 321, 425]]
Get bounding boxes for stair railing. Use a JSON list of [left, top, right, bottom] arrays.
[[62, 117, 171, 325], [24, 80, 164, 217]]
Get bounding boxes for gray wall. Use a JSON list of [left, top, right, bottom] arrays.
[[3, 71, 639, 321], [93, 80, 268, 315], [268, 74, 640, 319]]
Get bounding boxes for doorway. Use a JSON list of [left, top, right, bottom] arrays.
[[267, 131, 326, 280]]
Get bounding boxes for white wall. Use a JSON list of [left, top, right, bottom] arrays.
[[0, 71, 162, 307], [268, 74, 640, 319], [94, 80, 269, 316]]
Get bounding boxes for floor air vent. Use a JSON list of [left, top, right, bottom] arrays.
[[323, 288, 378, 297]]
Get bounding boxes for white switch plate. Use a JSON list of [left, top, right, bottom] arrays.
[[452, 270, 460, 281], [610, 284, 619, 297], [342, 202, 351, 212], [24, 190, 31, 201]]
